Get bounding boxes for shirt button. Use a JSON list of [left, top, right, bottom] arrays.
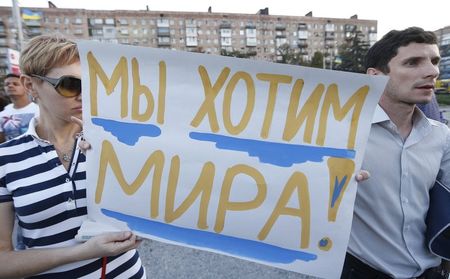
[[67, 197, 73, 203], [402, 198, 409, 203], [65, 178, 70, 183]]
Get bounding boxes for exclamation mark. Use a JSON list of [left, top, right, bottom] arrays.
[[327, 157, 355, 222], [318, 158, 355, 252]]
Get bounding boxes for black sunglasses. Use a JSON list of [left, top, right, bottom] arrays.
[[31, 74, 81, 98]]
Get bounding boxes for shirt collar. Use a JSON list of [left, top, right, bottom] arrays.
[[24, 117, 51, 144], [372, 104, 439, 127], [372, 105, 389, 124]]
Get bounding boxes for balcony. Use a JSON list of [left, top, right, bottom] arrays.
[[325, 32, 335, 40], [157, 27, 170, 37], [275, 24, 286, 31], [246, 37, 257, 47], [297, 39, 308, 48], [344, 24, 356, 32], [27, 28, 42, 36], [24, 20, 41, 27], [298, 23, 307, 30], [219, 22, 231, 29], [275, 30, 286, 38], [157, 37, 171, 46], [156, 19, 169, 28], [299, 49, 308, 55]]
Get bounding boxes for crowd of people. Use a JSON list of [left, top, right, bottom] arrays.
[[0, 27, 448, 279]]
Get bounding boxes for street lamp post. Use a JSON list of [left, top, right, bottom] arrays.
[[12, 0, 23, 50]]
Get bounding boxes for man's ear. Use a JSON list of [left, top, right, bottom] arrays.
[[367, 67, 382, 75]]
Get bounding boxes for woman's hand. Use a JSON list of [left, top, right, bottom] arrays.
[[71, 116, 91, 154], [78, 232, 141, 259]]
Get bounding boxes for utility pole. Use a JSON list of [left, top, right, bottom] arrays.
[[12, 0, 24, 50]]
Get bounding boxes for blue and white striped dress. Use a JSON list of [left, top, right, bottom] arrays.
[[0, 118, 146, 278]]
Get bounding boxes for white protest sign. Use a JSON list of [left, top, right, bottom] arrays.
[[78, 41, 387, 279]]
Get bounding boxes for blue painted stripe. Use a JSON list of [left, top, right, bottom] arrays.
[[102, 208, 317, 263], [190, 132, 355, 167], [92, 118, 161, 146]]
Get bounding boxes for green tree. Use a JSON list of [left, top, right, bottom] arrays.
[[277, 43, 302, 65], [335, 32, 370, 73], [310, 51, 324, 68]]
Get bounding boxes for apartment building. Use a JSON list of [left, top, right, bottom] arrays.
[[435, 26, 450, 80], [0, 5, 378, 78]]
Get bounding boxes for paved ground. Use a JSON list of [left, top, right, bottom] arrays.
[[137, 239, 315, 278]]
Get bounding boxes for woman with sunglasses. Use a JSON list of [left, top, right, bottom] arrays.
[[0, 35, 145, 278]]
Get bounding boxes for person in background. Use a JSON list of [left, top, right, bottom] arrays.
[[0, 93, 9, 112], [417, 93, 448, 124], [0, 35, 146, 278], [341, 27, 450, 279], [0, 73, 39, 143], [0, 73, 40, 251]]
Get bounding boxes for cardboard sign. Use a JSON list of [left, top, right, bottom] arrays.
[[78, 41, 387, 279]]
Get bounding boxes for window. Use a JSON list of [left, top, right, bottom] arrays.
[[158, 37, 170, 44], [220, 28, 231, 37], [186, 36, 198, 46], [245, 28, 256, 37], [298, 30, 308, 39], [220, 37, 231, 46], [105, 18, 114, 25], [157, 18, 169, 27], [186, 27, 197, 36]]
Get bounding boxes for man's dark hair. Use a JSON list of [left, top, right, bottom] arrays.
[[5, 73, 20, 79], [364, 27, 437, 73]]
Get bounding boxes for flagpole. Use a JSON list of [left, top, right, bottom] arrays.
[[12, 0, 23, 50]]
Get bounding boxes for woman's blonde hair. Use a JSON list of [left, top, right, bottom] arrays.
[[19, 34, 79, 76]]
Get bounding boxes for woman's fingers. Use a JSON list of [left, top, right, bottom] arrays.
[[71, 116, 83, 129]]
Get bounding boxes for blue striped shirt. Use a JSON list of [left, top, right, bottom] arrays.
[[0, 118, 146, 278]]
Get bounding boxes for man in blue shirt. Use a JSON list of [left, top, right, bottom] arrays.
[[341, 27, 450, 279]]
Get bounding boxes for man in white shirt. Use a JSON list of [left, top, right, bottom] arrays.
[[0, 73, 39, 143], [341, 27, 450, 279]]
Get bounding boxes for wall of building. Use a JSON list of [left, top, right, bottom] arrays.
[[435, 26, 450, 80], [0, 6, 377, 70]]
